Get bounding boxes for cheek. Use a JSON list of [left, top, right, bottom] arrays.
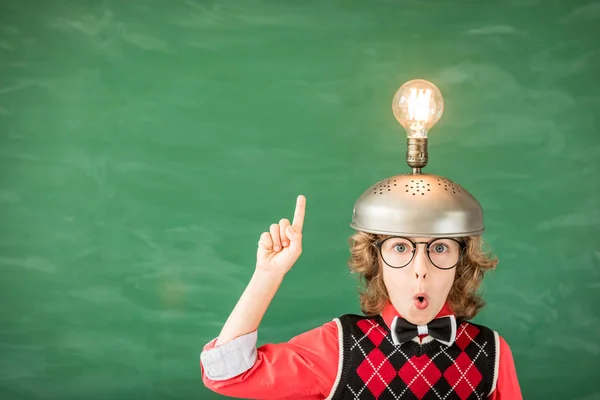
[[381, 262, 412, 290], [431, 268, 456, 294]]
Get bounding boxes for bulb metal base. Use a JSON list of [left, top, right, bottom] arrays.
[[406, 137, 428, 171]]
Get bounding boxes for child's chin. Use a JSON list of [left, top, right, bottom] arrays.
[[405, 310, 435, 326]]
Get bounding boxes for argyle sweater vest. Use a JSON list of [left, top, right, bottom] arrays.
[[328, 314, 499, 400]]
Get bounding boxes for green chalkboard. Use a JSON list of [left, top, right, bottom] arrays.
[[1, 0, 599, 399]]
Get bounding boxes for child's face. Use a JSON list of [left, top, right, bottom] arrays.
[[380, 236, 457, 325]]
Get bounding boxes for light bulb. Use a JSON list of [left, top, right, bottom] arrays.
[[392, 79, 444, 138]]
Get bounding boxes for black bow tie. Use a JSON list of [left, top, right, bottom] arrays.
[[392, 315, 457, 346]]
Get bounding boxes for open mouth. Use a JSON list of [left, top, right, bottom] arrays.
[[414, 294, 429, 310]]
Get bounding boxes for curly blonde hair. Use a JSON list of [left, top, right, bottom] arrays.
[[348, 232, 498, 320]]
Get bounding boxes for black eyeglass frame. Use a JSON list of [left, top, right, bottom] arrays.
[[373, 236, 467, 270]]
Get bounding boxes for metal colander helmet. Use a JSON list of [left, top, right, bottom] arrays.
[[350, 79, 484, 238]]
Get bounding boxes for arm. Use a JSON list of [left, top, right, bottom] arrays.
[[214, 195, 305, 346], [201, 321, 339, 399], [215, 269, 285, 347], [489, 336, 522, 399], [203, 195, 341, 398]]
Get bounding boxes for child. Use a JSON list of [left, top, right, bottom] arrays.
[[199, 192, 522, 399], [201, 78, 522, 398]]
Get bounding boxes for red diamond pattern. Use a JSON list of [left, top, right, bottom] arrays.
[[455, 323, 480, 350], [346, 317, 494, 399], [443, 352, 482, 399], [357, 348, 397, 398], [357, 319, 386, 347], [398, 355, 442, 399]]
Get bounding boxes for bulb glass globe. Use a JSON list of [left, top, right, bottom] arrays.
[[392, 79, 444, 138]]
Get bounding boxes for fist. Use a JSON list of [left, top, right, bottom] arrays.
[[256, 195, 306, 275]]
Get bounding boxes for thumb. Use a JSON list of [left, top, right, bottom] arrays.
[[285, 226, 297, 241], [286, 226, 302, 257]]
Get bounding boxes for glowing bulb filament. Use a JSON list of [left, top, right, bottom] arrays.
[[392, 79, 444, 140], [407, 88, 432, 122]]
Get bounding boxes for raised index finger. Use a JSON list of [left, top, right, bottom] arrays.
[[291, 195, 306, 232]]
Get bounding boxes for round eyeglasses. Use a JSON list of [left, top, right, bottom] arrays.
[[374, 236, 466, 270]]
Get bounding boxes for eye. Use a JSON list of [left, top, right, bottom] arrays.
[[393, 244, 409, 253], [432, 244, 449, 253]]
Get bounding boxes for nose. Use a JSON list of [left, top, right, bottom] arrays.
[[412, 245, 430, 279]]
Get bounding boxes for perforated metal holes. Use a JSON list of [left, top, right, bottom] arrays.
[[437, 177, 462, 194], [405, 179, 431, 196], [371, 177, 461, 196], [373, 179, 397, 195]]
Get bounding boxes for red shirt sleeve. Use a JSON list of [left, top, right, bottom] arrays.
[[489, 335, 522, 399], [201, 320, 339, 399]]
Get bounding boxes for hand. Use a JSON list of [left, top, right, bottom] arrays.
[[256, 195, 306, 275]]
